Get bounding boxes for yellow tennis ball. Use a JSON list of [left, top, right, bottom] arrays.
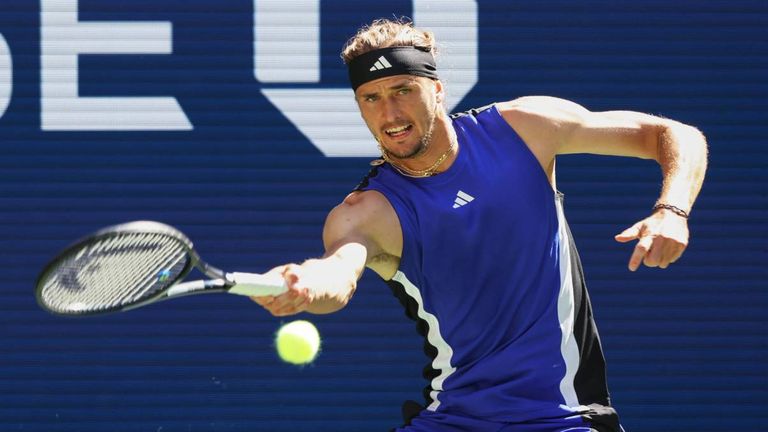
[[275, 320, 321, 365]]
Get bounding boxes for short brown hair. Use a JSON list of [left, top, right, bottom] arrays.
[[341, 18, 437, 65]]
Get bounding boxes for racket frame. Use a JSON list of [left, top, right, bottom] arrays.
[[35, 221, 226, 317]]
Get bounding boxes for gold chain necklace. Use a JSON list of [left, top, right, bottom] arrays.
[[379, 138, 457, 178]]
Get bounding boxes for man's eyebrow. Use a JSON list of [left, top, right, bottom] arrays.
[[388, 79, 417, 90], [358, 79, 417, 99]]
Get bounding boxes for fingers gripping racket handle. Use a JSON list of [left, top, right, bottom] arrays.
[[227, 272, 287, 297]]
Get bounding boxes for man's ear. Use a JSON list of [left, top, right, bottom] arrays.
[[434, 80, 445, 104]]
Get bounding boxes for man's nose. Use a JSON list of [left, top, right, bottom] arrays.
[[381, 96, 402, 122]]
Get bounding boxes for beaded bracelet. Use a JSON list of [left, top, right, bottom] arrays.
[[652, 203, 689, 219]]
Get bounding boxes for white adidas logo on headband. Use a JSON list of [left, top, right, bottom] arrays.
[[369, 56, 393, 71]]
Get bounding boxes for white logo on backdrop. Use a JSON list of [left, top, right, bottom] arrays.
[[40, 0, 192, 131], [255, 0, 478, 157], [0, 35, 11, 118]]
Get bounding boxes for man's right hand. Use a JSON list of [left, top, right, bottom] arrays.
[[249, 264, 314, 317]]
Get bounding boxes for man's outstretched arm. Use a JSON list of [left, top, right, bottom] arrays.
[[249, 190, 401, 316]]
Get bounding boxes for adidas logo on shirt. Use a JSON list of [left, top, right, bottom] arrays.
[[452, 190, 474, 209], [369, 56, 393, 71]]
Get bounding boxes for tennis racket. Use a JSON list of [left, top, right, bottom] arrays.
[[35, 220, 287, 317]]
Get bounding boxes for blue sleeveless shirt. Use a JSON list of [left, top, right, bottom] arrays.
[[358, 104, 615, 427]]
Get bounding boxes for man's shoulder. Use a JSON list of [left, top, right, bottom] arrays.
[[331, 190, 397, 229], [496, 96, 589, 122], [450, 102, 496, 120], [449, 96, 575, 120], [341, 189, 389, 209]]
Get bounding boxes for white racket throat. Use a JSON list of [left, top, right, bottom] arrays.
[[227, 272, 287, 297], [164, 279, 226, 298]]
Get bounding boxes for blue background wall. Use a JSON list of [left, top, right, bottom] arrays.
[[1, 1, 766, 431]]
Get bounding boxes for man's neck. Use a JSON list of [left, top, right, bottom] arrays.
[[393, 113, 458, 176]]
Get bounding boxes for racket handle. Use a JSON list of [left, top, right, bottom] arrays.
[[227, 272, 287, 297]]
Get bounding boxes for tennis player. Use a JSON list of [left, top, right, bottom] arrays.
[[248, 19, 708, 432]]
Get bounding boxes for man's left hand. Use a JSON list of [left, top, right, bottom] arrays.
[[614, 209, 690, 271]]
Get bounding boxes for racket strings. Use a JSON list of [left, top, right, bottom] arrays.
[[91, 233, 181, 310], [76, 234, 157, 308], [108, 239, 187, 308], [64, 233, 159, 310], [47, 233, 182, 312], [95, 233, 170, 304], [40, 232, 189, 314]]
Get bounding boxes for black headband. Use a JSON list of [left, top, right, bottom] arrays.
[[347, 46, 439, 91]]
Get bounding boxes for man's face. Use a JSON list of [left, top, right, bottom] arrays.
[[355, 75, 443, 159]]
